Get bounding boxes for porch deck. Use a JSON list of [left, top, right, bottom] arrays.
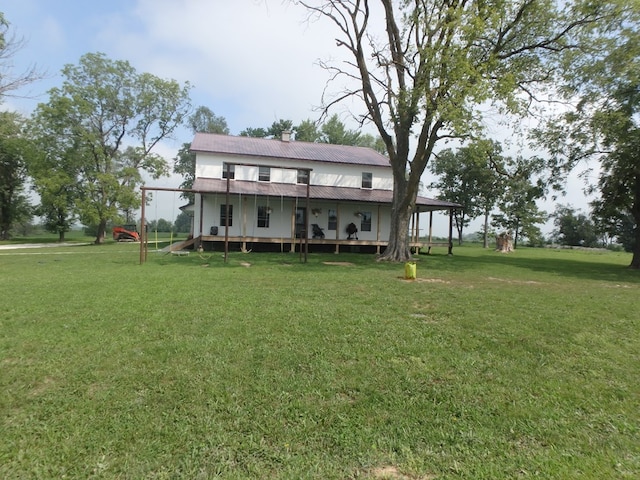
[[197, 235, 452, 254]]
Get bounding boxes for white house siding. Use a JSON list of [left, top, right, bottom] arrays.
[[194, 153, 393, 190], [193, 193, 391, 242]]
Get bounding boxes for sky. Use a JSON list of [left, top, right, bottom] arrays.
[[2, 0, 594, 237]]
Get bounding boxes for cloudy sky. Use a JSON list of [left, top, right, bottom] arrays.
[[2, 0, 593, 235], [3, 0, 342, 140]]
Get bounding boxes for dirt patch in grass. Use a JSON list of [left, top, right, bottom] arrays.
[[323, 261, 355, 266], [368, 465, 436, 480], [399, 277, 450, 283], [487, 276, 542, 285]]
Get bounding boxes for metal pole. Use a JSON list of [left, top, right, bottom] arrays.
[[140, 188, 146, 264], [224, 163, 230, 263], [305, 170, 310, 263]]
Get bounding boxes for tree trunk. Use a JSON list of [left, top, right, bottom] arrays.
[[483, 210, 490, 248], [58, 230, 65, 242], [379, 175, 415, 261], [630, 176, 640, 269], [95, 219, 108, 244]]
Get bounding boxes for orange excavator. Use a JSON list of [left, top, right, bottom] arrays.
[[112, 224, 140, 242]]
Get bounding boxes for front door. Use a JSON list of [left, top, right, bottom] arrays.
[[295, 207, 307, 238]]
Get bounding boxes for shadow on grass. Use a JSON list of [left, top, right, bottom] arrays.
[[424, 247, 639, 284]]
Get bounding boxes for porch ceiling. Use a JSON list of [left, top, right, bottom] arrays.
[[192, 177, 460, 211]]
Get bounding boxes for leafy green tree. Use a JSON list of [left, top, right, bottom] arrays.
[[0, 111, 33, 239], [300, 0, 616, 261], [173, 210, 192, 233], [295, 119, 320, 142], [239, 127, 268, 138], [266, 119, 294, 138], [187, 106, 229, 135], [551, 205, 599, 247], [429, 140, 505, 246], [175, 107, 229, 202], [319, 114, 361, 145], [492, 161, 547, 249], [31, 53, 191, 243], [534, 2, 640, 267], [155, 218, 173, 233]]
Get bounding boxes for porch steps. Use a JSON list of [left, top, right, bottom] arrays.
[[159, 237, 197, 254]]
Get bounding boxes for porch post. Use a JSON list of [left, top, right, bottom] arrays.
[[224, 164, 230, 263], [428, 211, 434, 254], [448, 208, 454, 255]]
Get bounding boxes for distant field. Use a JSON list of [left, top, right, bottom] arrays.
[[1, 244, 638, 479]]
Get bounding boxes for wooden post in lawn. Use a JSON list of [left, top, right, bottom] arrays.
[[448, 208, 454, 256], [140, 187, 146, 264]]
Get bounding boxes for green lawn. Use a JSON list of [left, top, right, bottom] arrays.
[[1, 243, 638, 479]]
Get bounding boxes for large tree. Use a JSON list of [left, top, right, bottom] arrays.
[[429, 140, 505, 246], [300, 0, 615, 261], [492, 158, 547, 248], [535, 1, 640, 267], [0, 111, 32, 239], [551, 205, 599, 248], [174, 106, 229, 202], [31, 53, 191, 243]]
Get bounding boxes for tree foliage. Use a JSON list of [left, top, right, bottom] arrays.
[[551, 205, 599, 247], [491, 157, 547, 248], [174, 106, 229, 202], [0, 111, 32, 239], [31, 53, 191, 243], [534, 1, 640, 267], [300, 0, 616, 261], [429, 140, 505, 246]]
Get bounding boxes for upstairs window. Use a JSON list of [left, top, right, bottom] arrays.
[[362, 172, 373, 189], [222, 163, 235, 180], [297, 169, 309, 185], [258, 166, 270, 182]]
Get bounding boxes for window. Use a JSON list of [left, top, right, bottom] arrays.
[[362, 172, 373, 189], [328, 209, 337, 231], [220, 204, 233, 226], [222, 163, 235, 179], [360, 211, 372, 232], [297, 169, 309, 184], [257, 206, 270, 228], [258, 166, 270, 182]]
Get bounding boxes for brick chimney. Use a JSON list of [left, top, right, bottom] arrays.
[[281, 130, 291, 142]]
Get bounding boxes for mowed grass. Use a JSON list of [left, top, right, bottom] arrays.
[[1, 243, 638, 479]]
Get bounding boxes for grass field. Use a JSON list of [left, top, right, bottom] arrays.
[[1, 243, 638, 479]]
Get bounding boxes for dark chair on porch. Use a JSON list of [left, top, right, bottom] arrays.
[[311, 224, 325, 239]]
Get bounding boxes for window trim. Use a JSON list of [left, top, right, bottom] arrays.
[[297, 169, 309, 185], [257, 206, 270, 228], [258, 166, 270, 182], [360, 211, 372, 232], [361, 172, 373, 189], [222, 163, 235, 180], [220, 204, 233, 227]]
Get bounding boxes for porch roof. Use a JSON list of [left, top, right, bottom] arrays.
[[192, 177, 460, 211]]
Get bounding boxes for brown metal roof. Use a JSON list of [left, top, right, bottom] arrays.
[[190, 133, 392, 168], [192, 177, 460, 211]]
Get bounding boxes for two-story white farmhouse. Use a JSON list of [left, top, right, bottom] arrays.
[[187, 132, 459, 254]]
